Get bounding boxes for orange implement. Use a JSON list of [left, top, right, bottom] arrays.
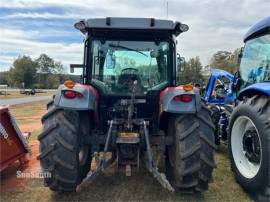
[[0, 105, 31, 172]]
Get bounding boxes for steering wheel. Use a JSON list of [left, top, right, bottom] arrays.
[[120, 68, 138, 75]]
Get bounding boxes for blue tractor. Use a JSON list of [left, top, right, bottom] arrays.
[[204, 69, 235, 145], [206, 17, 270, 198], [204, 68, 235, 105]]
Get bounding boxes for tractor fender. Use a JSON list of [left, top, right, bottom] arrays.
[[238, 82, 270, 100], [53, 83, 99, 111], [159, 87, 201, 114]]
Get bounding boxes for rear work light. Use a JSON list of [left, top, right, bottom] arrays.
[[173, 94, 193, 102], [63, 90, 83, 99]]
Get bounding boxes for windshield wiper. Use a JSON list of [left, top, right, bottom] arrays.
[[109, 44, 148, 57]]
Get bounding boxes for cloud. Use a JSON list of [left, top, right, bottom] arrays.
[[166, 0, 270, 64], [0, 28, 84, 70], [0, 0, 269, 71], [0, 12, 77, 19]]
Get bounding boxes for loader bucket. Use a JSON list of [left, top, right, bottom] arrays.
[[0, 105, 31, 172]]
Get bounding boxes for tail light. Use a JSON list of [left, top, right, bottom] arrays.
[[63, 90, 83, 99], [173, 94, 193, 102]]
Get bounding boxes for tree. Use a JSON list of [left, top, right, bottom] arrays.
[[47, 74, 60, 89], [35, 54, 54, 74], [53, 61, 64, 74], [8, 56, 37, 88], [178, 56, 204, 84], [6, 53, 67, 89], [114, 56, 136, 75], [35, 54, 66, 88], [209, 49, 240, 73], [0, 71, 9, 85]]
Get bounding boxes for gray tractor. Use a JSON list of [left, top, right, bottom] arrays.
[[38, 17, 216, 193]]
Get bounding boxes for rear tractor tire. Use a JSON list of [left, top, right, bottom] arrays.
[[38, 108, 92, 192], [229, 95, 270, 199], [166, 105, 216, 193], [208, 104, 221, 145]]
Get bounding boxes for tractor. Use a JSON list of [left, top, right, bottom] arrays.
[[205, 17, 270, 198], [204, 69, 235, 145], [38, 17, 215, 193]]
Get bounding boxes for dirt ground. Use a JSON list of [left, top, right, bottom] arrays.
[[0, 101, 47, 193], [0, 140, 40, 191], [0, 101, 252, 202]]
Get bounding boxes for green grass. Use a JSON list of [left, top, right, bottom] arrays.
[[1, 146, 251, 202], [30, 130, 41, 140], [8, 101, 46, 140], [10, 100, 48, 117], [0, 91, 55, 99], [1, 101, 251, 201]]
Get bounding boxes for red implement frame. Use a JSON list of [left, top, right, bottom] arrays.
[[0, 105, 31, 172]]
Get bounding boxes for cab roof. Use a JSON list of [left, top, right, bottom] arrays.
[[244, 16, 270, 42], [74, 17, 188, 36]]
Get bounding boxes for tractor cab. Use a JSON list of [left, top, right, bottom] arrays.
[[234, 17, 270, 97], [71, 18, 189, 131], [73, 18, 189, 93]]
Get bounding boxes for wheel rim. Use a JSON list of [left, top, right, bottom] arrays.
[[231, 115, 262, 179], [79, 145, 89, 166]]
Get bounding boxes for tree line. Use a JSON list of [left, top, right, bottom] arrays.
[[178, 48, 240, 85], [0, 54, 79, 89], [0, 48, 240, 89]]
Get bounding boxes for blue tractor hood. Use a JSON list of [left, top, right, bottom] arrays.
[[244, 16, 270, 42], [238, 82, 270, 98], [211, 69, 235, 81]]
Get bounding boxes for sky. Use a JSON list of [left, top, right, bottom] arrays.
[[0, 0, 269, 72]]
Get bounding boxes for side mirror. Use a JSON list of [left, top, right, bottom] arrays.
[[150, 50, 159, 58], [232, 71, 241, 92], [177, 54, 185, 72], [106, 54, 116, 69], [70, 64, 84, 73]]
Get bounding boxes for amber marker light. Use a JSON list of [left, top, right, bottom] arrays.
[[64, 80, 75, 89], [183, 84, 193, 91]]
